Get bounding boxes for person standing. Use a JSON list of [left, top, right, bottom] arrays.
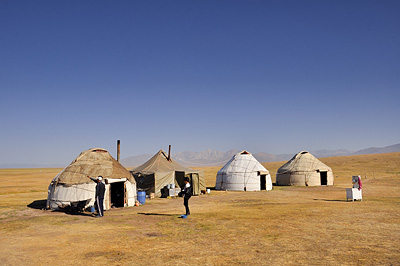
[[88, 176, 106, 217], [182, 177, 192, 215]]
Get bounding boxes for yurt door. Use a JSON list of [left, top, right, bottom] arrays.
[[104, 184, 111, 210], [110, 182, 125, 207], [320, 172, 328, 185], [260, 175, 266, 190], [175, 171, 186, 189]]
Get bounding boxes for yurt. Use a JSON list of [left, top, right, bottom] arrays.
[[276, 151, 334, 186], [215, 151, 272, 191], [46, 148, 136, 211], [131, 149, 206, 197]]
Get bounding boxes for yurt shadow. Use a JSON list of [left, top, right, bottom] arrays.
[[27, 199, 47, 210], [55, 207, 94, 216], [28, 199, 94, 216]]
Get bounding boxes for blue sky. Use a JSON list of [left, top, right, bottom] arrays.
[[1, 0, 399, 166]]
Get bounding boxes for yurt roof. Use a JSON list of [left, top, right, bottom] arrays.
[[277, 151, 332, 173], [131, 149, 198, 175], [218, 150, 269, 174], [55, 148, 133, 185]]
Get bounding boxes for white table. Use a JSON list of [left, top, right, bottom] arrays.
[[346, 188, 362, 201]]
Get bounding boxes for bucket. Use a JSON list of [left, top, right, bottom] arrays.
[[137, 191, 146, 205], [90, 206, 95, 212], [206, 189, 211, 194], [181, 214, 187, 219]]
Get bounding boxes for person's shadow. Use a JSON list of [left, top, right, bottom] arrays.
[[313, 199, 348, 202], [138, 212, 178, 217]]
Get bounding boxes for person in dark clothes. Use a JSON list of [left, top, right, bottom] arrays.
[[88, 176, 106, 217], [182, 177, 192, 215]]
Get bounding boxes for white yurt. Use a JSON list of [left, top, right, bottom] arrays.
[[215, 151, 272, 191], [47, 148, 136, 211], [276, 151, 334, 186]]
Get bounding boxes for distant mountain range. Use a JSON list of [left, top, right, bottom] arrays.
[[121, 143, 400, 167], [1, 143, 398, 169]]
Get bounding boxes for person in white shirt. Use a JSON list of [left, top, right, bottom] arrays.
[[182, 177, 192, 215]]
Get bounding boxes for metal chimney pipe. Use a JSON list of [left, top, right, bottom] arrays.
[[117, 140, 121, 162], [168, 145, 171, 161]]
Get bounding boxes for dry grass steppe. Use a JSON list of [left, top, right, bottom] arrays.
[[0, 153, 399, 265]]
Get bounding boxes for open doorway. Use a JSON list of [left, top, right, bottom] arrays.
[[260, 175, 266, 190], [320, 172, 328, 185], [134, 174, 155, 195], [110, 182, 125, 207], [175, 171, 186, 189]]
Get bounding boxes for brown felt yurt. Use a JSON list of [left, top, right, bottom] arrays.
[[46, 148, 136, 210], [276, 151, 334, 186]]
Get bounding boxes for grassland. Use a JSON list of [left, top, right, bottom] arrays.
[[0, 153, 399, 265]]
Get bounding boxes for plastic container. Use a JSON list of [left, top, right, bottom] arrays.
[[137, 191, 146, 205], [90, 206, 95, 212], [181, 214, 187, 219], [171, 183, 175, 189], [207, 189, 211, 194]]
